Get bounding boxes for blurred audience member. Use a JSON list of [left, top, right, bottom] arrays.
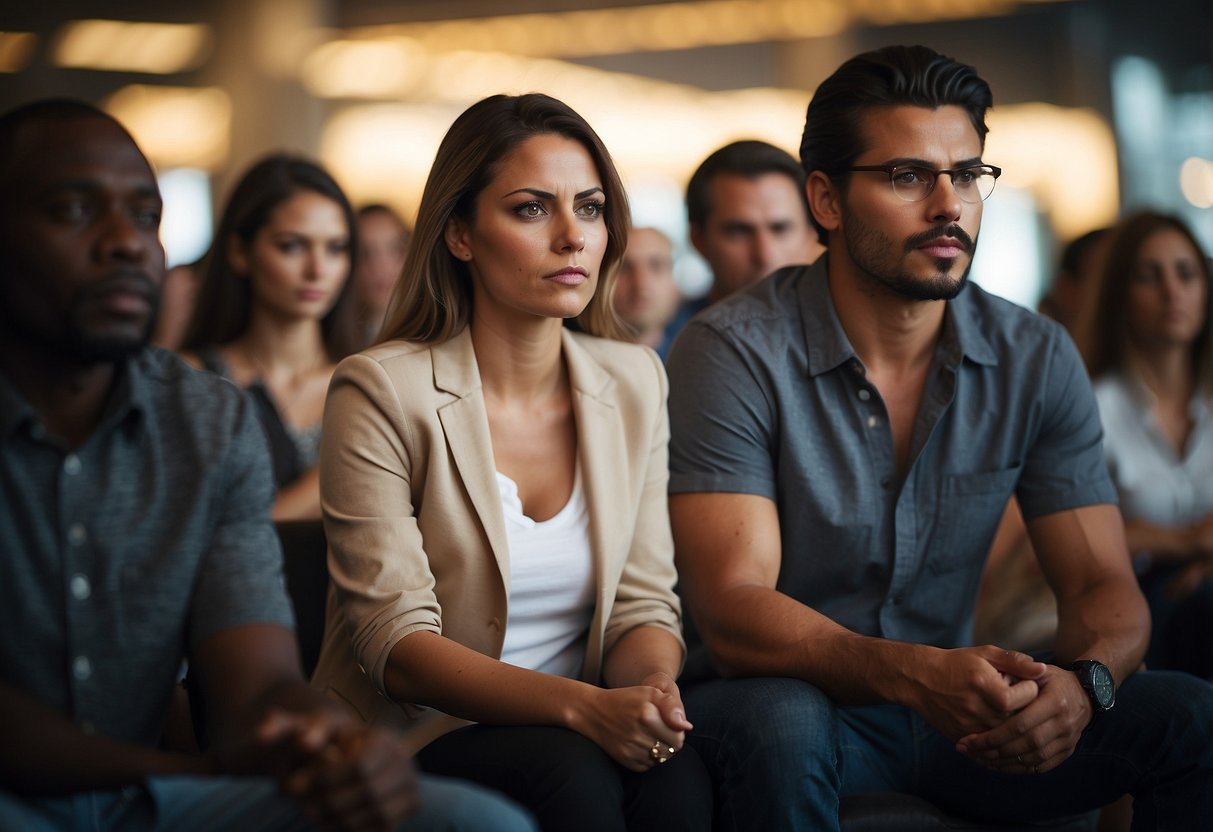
[[1088, 210, 1213, 680], [613, 226, 681, 358], [1039, 227, 1111, 335], [181, 154, 362, 520], [668, 140, 825, 342], [150, 258, 203, 350], [351, 203, 412, 347]]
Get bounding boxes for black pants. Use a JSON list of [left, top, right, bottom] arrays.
[[1141, 562, 1213, 680], [417, 724, 713, 832]]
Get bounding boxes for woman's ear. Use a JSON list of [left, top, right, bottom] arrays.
[[444, 216, 473, 262], [227, 233, 250, 277], [806, 171, 842, 238]]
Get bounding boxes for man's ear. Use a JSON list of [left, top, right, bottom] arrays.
[[226, 233, 250, 277], [444, 216, 472, 262], [806, 171, 842, 237], [688, 224, 707, 259]]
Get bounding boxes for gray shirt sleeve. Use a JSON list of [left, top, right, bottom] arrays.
[[1016, 328, 1117, 520], [667, 319, 778, 499], [187, 388, 295, 651]]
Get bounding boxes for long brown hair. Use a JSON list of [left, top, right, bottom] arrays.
[[1085, 210, 1212, 385], [379, 93, 629, 345], [182, 153, 362, 361]]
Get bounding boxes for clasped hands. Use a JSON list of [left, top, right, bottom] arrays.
[[221, 707, 419, 832], [575, 671, 693, 773], [917, 646, 1093, 776]]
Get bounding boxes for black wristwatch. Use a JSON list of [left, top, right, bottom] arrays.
[[1066, 660, 1115, 725]]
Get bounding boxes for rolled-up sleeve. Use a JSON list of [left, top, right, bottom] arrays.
[[603, 348, 684, 660], [320, 353, 441, 695]]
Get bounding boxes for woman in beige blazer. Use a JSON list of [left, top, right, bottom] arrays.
[[311, 94, 712, 831]]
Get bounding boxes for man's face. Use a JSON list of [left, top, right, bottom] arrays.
[[613, 227, 679, 332], [833, 105, 984, 302], [691, 172, 821, 298], [0, 116, 165, 362]]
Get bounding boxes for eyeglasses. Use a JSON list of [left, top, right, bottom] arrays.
[[845, 164, 1002, 203]]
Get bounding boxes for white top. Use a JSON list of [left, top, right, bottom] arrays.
[[496, 465, 595, 678], [1094, 371, 1213, 527]]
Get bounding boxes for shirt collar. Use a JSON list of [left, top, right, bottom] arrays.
[[798, 257, 999, 377], [0, 353, 147, 443]]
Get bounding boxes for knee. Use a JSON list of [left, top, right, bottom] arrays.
[[1119, 671, 1213, 757], [523, 728, 624, 808], [411, 775, 538, 832], [687, 677, 840, 773]]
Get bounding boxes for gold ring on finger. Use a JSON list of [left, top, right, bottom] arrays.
[[649, 741, 675, 764]]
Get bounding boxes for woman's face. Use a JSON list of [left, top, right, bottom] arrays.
[[447, 133, 608, 328], [236, 190, 351, 322], [1127, 228, 1208, 352]]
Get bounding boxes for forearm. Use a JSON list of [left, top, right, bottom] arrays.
[[383, 631, 597, 729], [601, 626, 683, 688], [1124, 519, 1200, 565], [1053, 576, 1149, 684], [0, 682, 209, 797], [271, 467, 321, 521], [694, 583, 930, 706]]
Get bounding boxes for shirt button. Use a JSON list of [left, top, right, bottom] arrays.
[[63, 454, 82, 476], [858, 389, 871, 402], [72, 655, 93, 681], [867, 416, 879, 428], [70, 573, 92, 600], [68, 523, 88, 546], [880, 477, 892, 489]]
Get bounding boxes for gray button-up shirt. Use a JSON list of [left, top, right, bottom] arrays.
[[667, 258, 1115, 677], [0, 348, 294, 746]]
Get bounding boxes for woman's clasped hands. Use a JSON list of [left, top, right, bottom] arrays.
[[568, 671, 693, 772]]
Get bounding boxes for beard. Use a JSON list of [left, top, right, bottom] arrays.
[[843, 217, 977, 302], [0, 273, 161, 363], [69, 276, 159, 361]]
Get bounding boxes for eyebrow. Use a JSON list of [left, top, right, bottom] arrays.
[[43, 179, 162, 201], [501, 186, 605, 201], [877, 156, 986, 169]]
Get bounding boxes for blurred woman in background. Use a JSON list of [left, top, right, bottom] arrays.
[[181, 153, 361, 520], [1087, 210, 1213, 679]]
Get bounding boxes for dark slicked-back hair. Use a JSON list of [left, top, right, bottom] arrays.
[[799, 45, 993, 244], [181, 153, 362, 361], [379, 92, 629, 345], [685, 139, 809, 230], [1086, 210, 1212, 383]]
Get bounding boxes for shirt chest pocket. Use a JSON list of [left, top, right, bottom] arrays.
[[927, 465, 1022, 576]]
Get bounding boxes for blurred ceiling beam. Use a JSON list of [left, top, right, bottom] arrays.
[[340, 0, 1075, 59]]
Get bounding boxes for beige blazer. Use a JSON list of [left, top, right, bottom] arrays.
[[310, 327, 684, 749]]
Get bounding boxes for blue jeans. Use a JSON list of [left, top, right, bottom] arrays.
[[683, 670, 1213, 831], [0, 773, 536, 832]]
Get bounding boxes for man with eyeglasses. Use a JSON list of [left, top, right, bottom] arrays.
[[666, 45, 1213, 830]]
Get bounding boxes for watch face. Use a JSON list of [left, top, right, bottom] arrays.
[[1091, 663, 1115, 709]]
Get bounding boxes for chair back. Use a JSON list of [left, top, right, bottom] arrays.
[[274, 519, 330, 679]]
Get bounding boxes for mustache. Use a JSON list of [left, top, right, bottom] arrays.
[[83, 270, 159, 303], [904, 224, 974, 254]]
